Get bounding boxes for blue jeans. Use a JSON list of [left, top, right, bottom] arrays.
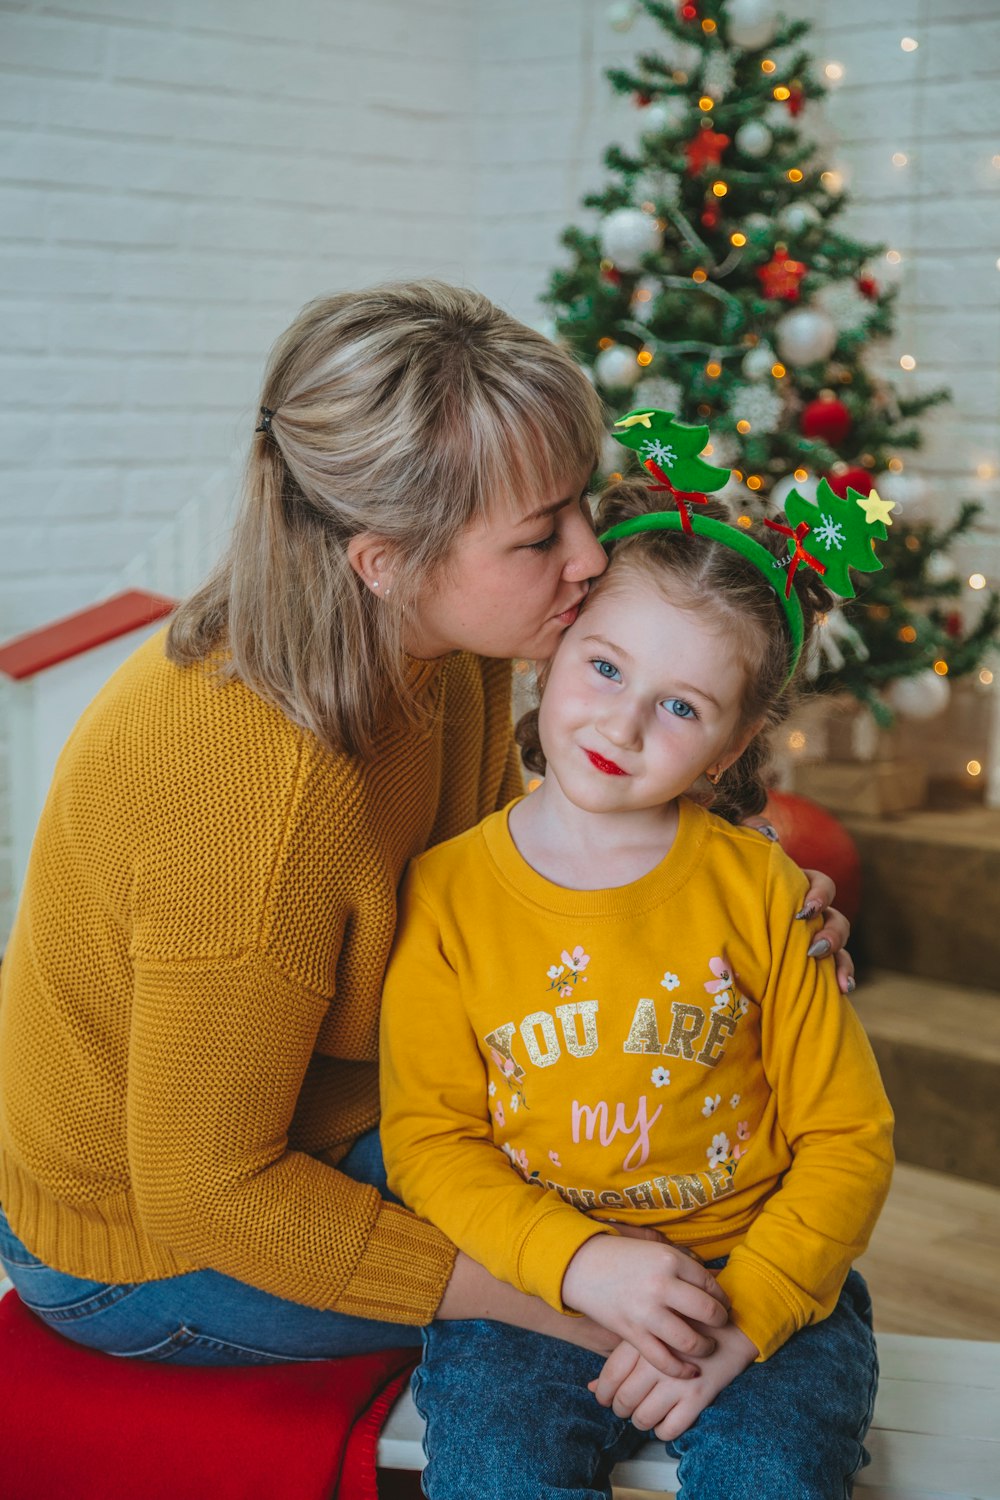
[[0, 1129, 423, 1364], [413, 1266, 878, 1500]]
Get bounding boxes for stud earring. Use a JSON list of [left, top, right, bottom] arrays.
[[371, 580, 379, 590], [706, 768, 722, 786]]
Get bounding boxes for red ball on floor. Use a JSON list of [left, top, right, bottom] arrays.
[[764, 789, 862, 924]]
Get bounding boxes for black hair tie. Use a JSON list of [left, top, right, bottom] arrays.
[[256, 406, 274, 435]]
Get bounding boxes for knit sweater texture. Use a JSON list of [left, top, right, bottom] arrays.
[[380, 797, 894, 1359], [0, 631, 523, 1324]]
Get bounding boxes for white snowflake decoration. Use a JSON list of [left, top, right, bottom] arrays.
[[636, 377, 683, 413], [641, 438, 677, 466], [818, 280, 873, 334], [702, 51, 735, 100], [812, 515, 846, 551], [728, 385, 784, 434], [635, 170, 681, 210]]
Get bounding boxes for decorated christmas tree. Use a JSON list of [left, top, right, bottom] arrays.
[[543, 0, 998, 727]]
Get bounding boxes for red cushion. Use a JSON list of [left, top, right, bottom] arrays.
[[0, 1290, 418, 1500]]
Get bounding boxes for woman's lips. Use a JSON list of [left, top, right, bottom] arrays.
[[555, 599, 584, 626], [585, 749, 628, 776]]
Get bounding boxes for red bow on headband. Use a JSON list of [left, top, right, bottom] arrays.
[[763, 517, 827, 597], [643, 459, 709, 533]]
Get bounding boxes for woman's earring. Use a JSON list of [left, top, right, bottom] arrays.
[[705, 768, 722, 786], [371, 580, 380, 590]]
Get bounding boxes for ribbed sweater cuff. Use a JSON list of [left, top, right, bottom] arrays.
[[334, 1201, 457, 1326], [715, 1257, 801, 1362]]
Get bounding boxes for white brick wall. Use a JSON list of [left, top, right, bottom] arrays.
[[1, 0, 998, 937]]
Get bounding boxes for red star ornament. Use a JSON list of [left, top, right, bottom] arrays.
[[685, 129, 730, 176], [757, 254, 808, 300]]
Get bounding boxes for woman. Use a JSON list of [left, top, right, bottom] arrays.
[[0, 281, 850, 1367]]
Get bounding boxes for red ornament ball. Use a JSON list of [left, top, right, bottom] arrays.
[[945, 611, 964, 639], [826, 466, 874, 499], [857, 275, 878, 300], [701, 203, 719, 229], [601, 265, 623, 286], [763, 790, 862, 924], [634, 91, 653, 108], [801, 396, 852, 446]]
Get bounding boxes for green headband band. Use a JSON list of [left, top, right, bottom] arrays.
[[598, 511, 805, 681], [604, 405, 895, 686]]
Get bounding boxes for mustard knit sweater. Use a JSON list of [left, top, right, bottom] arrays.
[[0, 631, 523, 1324]]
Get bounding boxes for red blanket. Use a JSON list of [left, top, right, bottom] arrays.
[[0, 1291, 420, 1499]]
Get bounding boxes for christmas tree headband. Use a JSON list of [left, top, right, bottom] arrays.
[[600, 407, 895, 682]]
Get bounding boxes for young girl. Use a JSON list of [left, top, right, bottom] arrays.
[[379, 449, 894, 1499]]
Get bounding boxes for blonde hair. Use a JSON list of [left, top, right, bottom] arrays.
[[167, 281, 604, 758]]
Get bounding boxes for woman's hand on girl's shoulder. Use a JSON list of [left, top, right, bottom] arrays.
[[795, 870, 855, 996]]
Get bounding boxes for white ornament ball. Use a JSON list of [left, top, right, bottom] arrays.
[[744, 212, 771, 239], [925, 551, 958, 584], [771, 472, 819, 509], [735, 121, 773, 159], [875, 469, 930, 520], [742, 344, 776, 380], [775, 307, 839, 367], [636, 376, 683, 414], [594, 344, 642, 390], [780, 202, 821, 234], [599, 207, 661, 271], [607, 1, 638, 31], [642, 97, 688, 136], [886, 669, 952, 721], [726, 0, 779, 51]]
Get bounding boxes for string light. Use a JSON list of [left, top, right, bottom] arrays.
[[598, 336, 614, 350], [886, 249, 903, 265], [731, 232, 747, 247], [761, 59, 776, 74], [637, 349, 654, 366], [706, 361, 722, 377], [899, 625, 917, 643], [905, 535, 921, 552], [888, 457, 904, 472], [747, 474, 763, 490], [699, 95, 715, 111], [634, 286, 652, 303], [821, 170, 843, 192], [900, 354, 917, 370], [933, 660, 949, 676], [788, 731, 807, 751], [969, 573, 987, 590], [793, 467, 809, 481], [702, 17, 717, 32], [773, 86, 791, 101], [736, 420, 751, 434], [787, 168, 804, 183], [892, 152, 909, 167], [824, 62, 844, 81], [712, 180, 728, 197], [737, 514, 753, 529], [772, 363, 787, 378], [692, 267, 708, 283], [703, 443, 715, 455], [900, 36, 918, 51], [980, 669, 994, 685], [967, 761, 982, 777], [641, 199, 656, 213]]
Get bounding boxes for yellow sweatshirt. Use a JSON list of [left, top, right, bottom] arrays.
[[380, 796, 894, 1359], [0, 631, 523, 1324]]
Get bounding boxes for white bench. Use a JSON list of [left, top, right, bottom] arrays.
[[378, 1333, 1000, 1499]]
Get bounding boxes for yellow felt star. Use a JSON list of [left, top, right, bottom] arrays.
[[856, 487, 895, 526], [614, 411, 653, 430]]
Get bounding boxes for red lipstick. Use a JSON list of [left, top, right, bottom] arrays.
[[585, 749, 628, 776]]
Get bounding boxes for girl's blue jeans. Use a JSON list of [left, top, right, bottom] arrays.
[[413, 1266, 878, 1500], [0, 1128, 422, 1365]]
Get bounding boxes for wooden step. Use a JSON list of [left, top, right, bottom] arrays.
[[853, 969, 1000, 1187], [843, 806, 1000, 989]]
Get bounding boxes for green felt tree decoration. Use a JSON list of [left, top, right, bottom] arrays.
[[782, 478, 890, 598]]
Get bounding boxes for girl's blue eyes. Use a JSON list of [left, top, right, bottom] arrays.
[[589, 660, 698, 720]]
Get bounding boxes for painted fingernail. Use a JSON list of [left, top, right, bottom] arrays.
[[757, 822, 780, 843], [846, 976, 857, 995], [795, 902, 820, 921], [807, 938, 832, 959]]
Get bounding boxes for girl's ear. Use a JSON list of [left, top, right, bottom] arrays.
[[709, 717, 767, 781], [347, 532, 396, 594]]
